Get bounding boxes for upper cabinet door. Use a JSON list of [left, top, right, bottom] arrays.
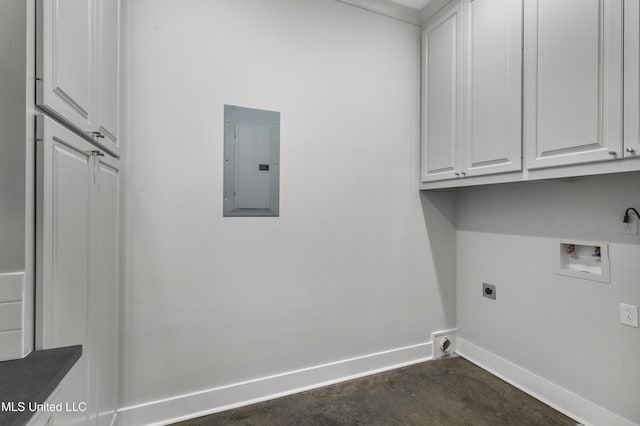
[[421, 3, 464, 183], [624, 0, 640, 158], [37, 0, 94, 134], [524, 0, 623, 169], [95, 0, 120, 154], [462, 0, 522, 177]]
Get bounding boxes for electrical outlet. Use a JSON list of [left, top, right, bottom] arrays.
[[619, 218, 639, 236], [482, 283, 496, 300], [432, 329, 457, 359], [620, 303, 639, 328]]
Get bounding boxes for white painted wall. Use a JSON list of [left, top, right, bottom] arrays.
[[120, 0, 456, 417], [0, 0, 35, 358], [457, 173, 640, 424], [0, 0, 27, 273]]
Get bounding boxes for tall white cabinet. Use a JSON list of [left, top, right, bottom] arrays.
[[36, 116, 120, 426], [34, 0, 121, 424], [524, 0, 623, 169]]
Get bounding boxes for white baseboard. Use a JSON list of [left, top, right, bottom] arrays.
[[456, 338, 637, 426], [117, 342, 432, 426], [0, 272, 27, 361]]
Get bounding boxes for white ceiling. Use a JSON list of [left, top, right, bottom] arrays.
[[387, 0, 432, 10]]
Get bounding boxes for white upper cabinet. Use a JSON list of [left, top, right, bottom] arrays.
[[462, 0, 522, 177], [524, 0, 623, 169], [624, 0, 640, 158], [421, 0, 522, 183], [37, 0, 120, 156], [421, 3, 463, 182], [37, 0, 94, 133], [421, 0, 638, 189]]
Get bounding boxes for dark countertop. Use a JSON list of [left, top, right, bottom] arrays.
[[0, 345, 82, 426]]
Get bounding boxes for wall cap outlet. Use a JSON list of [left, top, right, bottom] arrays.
[[432, 328, 457, 359], [483, 283, 496, 300]]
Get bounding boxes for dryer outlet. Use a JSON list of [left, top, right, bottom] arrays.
[[432, 328, 457, 359]]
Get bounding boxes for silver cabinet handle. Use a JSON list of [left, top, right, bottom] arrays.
[[608, 151, 617, 156], [88, 131, 105, 139], [626, 147, 636, 153]]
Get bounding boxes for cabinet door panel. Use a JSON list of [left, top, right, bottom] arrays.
[[89, 157, 119, 426], [36, 116, 93, 425], [421, 4, 462, 182], [463, 0, 522, 176], [624, 0, 640, 157], [37, 0, 94, 132], [524, 0, 623, 169], [95, 0, 120, 153]]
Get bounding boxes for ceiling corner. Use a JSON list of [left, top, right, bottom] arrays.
[[417, 0, 451, 26], [335, 0, 423, 25]]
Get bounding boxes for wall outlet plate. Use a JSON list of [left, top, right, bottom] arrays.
[[619, 219, 639, 236], [432, 328, 457, 359], [620, 303, 639, 328], [483, 283, 496, 300]]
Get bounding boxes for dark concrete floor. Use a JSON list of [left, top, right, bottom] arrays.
[[173, 356, 576, 426]]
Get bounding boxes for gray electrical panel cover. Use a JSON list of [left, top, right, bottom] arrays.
[[224, 105, 280, 217]]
